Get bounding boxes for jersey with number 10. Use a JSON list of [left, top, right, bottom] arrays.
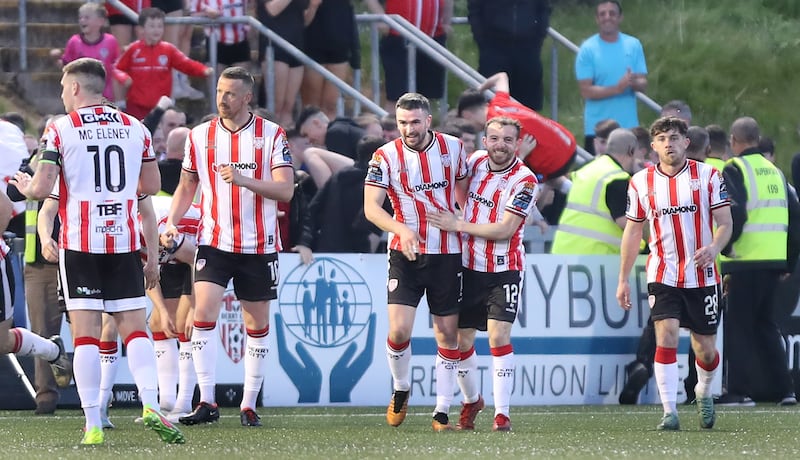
[[42, 104, 155, 254]]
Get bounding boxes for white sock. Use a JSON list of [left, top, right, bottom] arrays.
[[176, 336, 197, 412], [192, 322, 218, 405], [433, 347, 459, 415], [492, 346, 514, 417], [153, 334, 178, 412], [124, 333, 159, 409], [74, 338, 102, 430], [654, 346, 678, 415], [98, 340, 120, 409], [241, 328, 269, 410], [457, 347, 480, 404], [386, 339, 411, 391], [10, 328, 58, 360], [694, 351, 719, 398]]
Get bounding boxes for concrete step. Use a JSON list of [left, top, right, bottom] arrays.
[[0, 71, 64, 115], [1, 23, 78, 49], [0, 0, 84, 24]]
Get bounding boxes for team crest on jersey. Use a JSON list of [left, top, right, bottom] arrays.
[[158, 54, 168, 66], [689, 179, 701, 191], [441, 153, 450, 164], [498, 178, 508, 190], [99, 48, 109, 59], [196, 258, 206, 271], [219, 289, 245, 363], [254, 137, 264, 150]]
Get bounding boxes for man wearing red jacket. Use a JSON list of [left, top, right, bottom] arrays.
[[116, 8, 211, 119], [479, 72, 577, 181]]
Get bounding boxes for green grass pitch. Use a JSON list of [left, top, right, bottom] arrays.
[[2, 405, 799, 459]]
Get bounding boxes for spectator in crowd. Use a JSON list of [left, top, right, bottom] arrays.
[[257, 0, 320, 129], [758, 136, 775, 164], [0, 119, 31, 236], [154, 0, 203, 99], [592, 119, 621, 156], [705, 124, 731, 169], [440, 119, 478, 156], [380, 113, 400, 141], [550, 128, 641, 254], [309, 135, 385, 253], [301, 0, 360, 120], [718, 117, 799, 406], [467, 0, 551, 111], [51, 3, 127, 103], [277, 165, 316, 266], [631, 126, 653, 167], [456, 88, 488, 135], [2, 112, 26, 133], [116, 8, 212, 119], [105, 0, 151, 49], [159, 126, 190, 195], [576, 0, 647, 155], [192, 0, 251, 75], [364, 0, 454, 111], [661, 99, 692, 123], [685, 125, 710, 162]]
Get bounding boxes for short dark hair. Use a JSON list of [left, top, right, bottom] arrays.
[[758, 136, 774, 155], [685, 126, 709, 156], [456, 89, 487, 117], [660, 100, 692, 123], [63, 57, 106, 95], [594, 119, 620, 140], [446, 117, 477, 135], [2, 112, 25, 132], [630, 126, 650, 150], [396, 93, 430, 114], [650, 116, 688, 138], [597, 0, 622, 15], [295, 106, 323, 131], [138, 7, 165, 26], [220, 66, 254, 90], [356, 135, 385, 167], [705, 124, 728, 153]]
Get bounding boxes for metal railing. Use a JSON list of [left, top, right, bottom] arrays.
[[18, 1, 660, 167]]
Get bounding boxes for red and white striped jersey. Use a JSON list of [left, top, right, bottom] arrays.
[[626, 159, 730, 288], [150, 195, 201, 245], [191, 0, 249, 45], [42, 105, 155, 254], [462, 152, 538, 272], [183, 114, 292, 254], [365, 131, 467, 254]]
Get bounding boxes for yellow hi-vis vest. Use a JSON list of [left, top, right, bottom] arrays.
[[550, 155, 629, 254], [705, 157, 726, 172], [719, 154, 788, 270], [24, 200, 38, 263]]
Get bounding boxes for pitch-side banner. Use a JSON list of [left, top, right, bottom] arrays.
[[71, 253, 721, 406]]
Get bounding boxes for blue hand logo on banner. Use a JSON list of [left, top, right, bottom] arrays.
[[277, 257, 375, 403]]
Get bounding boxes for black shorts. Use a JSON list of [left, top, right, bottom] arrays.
[[386, 250, 462, 316], [0, 256, 14, 321], [160, 262, 192, 299], [648, 282, 720, 335], [380, 33, 447, 101], [209, 40, 251, 66], [152, 0, 184, 14], [258, 34, 304, 68], [108, 14, 136, 27], [459, 269, 521, 330], [59, 250, 145, 312], [194, 245, 278, 302]]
